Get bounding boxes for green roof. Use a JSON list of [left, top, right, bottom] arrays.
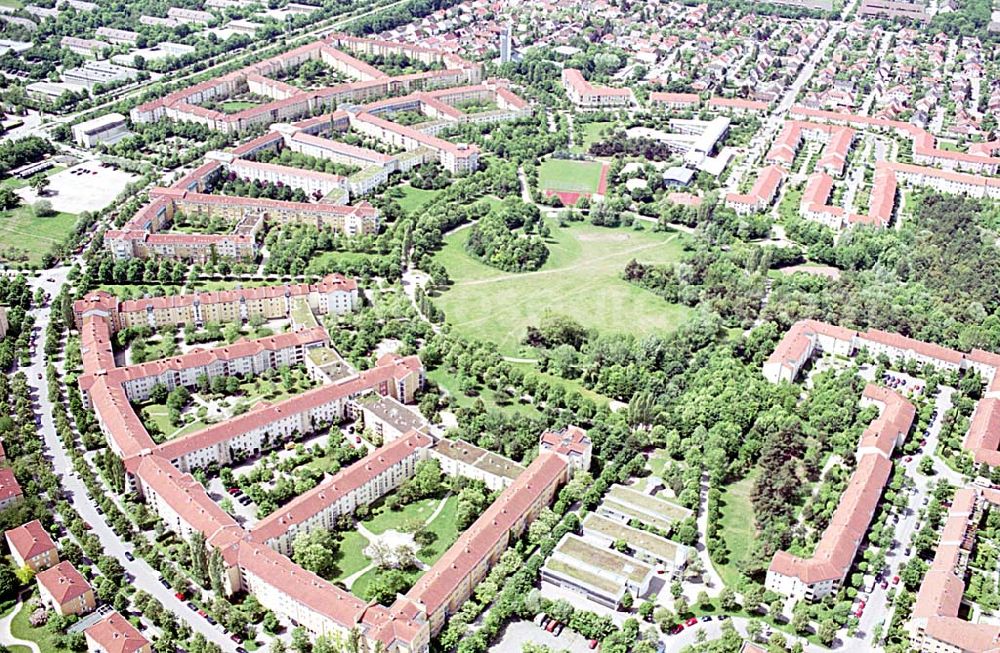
[[555, 534, 652, 585], [607, 484, 692, 522], [543, 557, 621, 595], [583, 512, 684, 565]]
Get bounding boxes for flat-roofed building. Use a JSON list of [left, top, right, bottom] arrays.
[[72, 113, 130, 148], [601, 484, 693, 529], [429, 438, 524, 491], [63, 62, 138, 90], [541, 533, 654, 608], [353, 394, 429, 443], [582, 513, 688, 578]]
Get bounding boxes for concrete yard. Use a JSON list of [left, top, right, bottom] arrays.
[[17, 161, 139, 213]]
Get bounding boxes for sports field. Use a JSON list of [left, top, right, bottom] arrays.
[[538, 159, 606, 193], [433, 220, 691, 355]]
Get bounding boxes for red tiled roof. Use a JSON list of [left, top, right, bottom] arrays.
[[5, 520, 56, 562], [85, 610, 149, 653], [251, 431, 432, 542], [36, 561, 91, 604], [0, 468, 22, 502]]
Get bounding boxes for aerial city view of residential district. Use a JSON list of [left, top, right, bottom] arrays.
[[0, 0, 998, 652]]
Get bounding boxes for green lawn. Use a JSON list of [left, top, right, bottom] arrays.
[[363, 497, 442, 535], [305, 250, 382, 276], [715, 474, 756, 588], [395, 185, 442, 215], [221, 101, 260, 113], [416, 495, 459, 565], [538, 159, 604, 194], [0, 0, 23, 8], [333, 530, 373, 581], [0, 206, 77, 266], [10, 598, 72, 653], [573, 121, 614, 154], [432, 219, 692, 355]]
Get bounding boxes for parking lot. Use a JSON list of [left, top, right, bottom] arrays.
[[16, 161, 139, 213], [490, 619, 593, 653]]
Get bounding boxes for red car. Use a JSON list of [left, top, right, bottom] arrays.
[[686, 617, 698, 627], [858, 600, 866, 609], [197, 609, 207, 618], [589, 640, 599, 649], [904, 456, 913, 462], [355, 436, 362, 444], [174, 592, 185, 600], [855, 608, 863, 618], [546, 621, 557, 633], [230, 635, 243, 644], [893, 575, 900, 585], [670, 624, 684, 635]]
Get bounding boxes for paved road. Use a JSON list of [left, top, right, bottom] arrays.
[[24, 268, 239, 653]]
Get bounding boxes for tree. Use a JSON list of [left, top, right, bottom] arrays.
[[292, 529, 338, 579], [188, 532, 208, 586], [263, 611, 280, 635], [361, 569, 411, 604], [0, 561, 18, 600], [620, 591, 633, 610], [720, 586, 738, 612], [638, 600, 655, 621], [33, 200, 54, 217], [818, 619, 837, 646], [29, 175, 49, 196]]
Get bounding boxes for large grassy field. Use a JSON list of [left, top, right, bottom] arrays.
[[715, 474, 756, 588], [395, 185, 442, 215], [0, 207, 77, 266], [432, 220, 692, 355], [538, 159, 604, 193]]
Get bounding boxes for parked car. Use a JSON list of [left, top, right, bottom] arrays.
[[701, 616, 712, 622], [545, 620, 557, 633], [175, 592, 185, 601], [124, 551, 134, 562], [669, 624, 684, 635], [893, 575, 900, 585], [589, 640, 599, 649], [186, 602, 197, 611], [553, 623, 564, 636], [230, 635, 242, 644], [686, 617, 699, 627], [533, 614, 546, 627], [206, 616, 217, 626], [197, 609, 207, 618]]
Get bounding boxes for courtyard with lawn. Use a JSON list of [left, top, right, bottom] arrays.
[[432, 219, 692, 356], [136, 366, 317, 442]]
